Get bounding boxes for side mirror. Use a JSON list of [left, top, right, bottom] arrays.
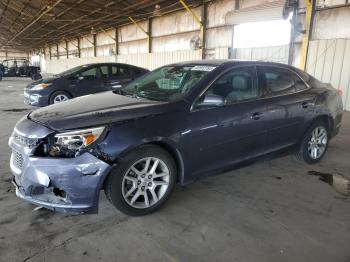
[[197, 94, 225, 108]]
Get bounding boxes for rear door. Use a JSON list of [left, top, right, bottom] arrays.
[[257, 66, 315, 151], [104, 65, 134, 90]]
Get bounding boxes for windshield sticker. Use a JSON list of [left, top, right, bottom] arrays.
[[191, 66, 216, 72]]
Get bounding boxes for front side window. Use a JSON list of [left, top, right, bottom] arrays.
[[80, 67, 99, 79], [258, 67, 306, 96], [122, 65, 214, 101], [201, 66, 258, 104]]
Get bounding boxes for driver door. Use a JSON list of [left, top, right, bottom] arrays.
[[184, 66, 269, 177], [68, 65, 105, 96]]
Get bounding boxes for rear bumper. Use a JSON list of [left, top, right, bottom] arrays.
[[330, 109, 343, 139]]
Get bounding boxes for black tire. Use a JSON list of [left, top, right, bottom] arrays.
[[295, 121, 329, 164], [104, 145, 177, 216], [0, 75, 2, 81], [49, 91, 72, 105]]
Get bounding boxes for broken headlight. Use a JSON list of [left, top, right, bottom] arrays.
[[48, 127, 105, 157]]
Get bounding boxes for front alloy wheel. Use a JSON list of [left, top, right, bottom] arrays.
[[54, 94, 69, 103], [122, 157, 170, 209], [104, 145, 176, 216]]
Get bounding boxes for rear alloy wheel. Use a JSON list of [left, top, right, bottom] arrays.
[[296, 121, 329, 164], [49, 91, 72, 105], [104, 145, 176, 216]]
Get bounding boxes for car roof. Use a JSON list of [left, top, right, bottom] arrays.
[[79, 62, 147, 68], [168, 59, 296, 69]]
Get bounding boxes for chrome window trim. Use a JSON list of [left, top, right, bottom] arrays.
[[190, 64, 311, 112]]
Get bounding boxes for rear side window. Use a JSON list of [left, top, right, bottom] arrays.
[[133, 67, 145, 76], [258, 66, 308, 96], [100, 66, 109, 78], [111, 65, 132, 77]]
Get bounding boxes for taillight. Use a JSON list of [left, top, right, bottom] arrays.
[[337, 89, 343, 97]]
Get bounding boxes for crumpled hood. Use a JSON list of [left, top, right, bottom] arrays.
[[29, 91, 167, 131]]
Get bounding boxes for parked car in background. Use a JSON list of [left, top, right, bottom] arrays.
[[9, 60, 343, 216], [0, 59, 41, 81], [24, 63, 149, 106]]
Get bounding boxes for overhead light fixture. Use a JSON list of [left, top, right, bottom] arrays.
[[90, 26, 97, 35], [153, 4, 161, 17]]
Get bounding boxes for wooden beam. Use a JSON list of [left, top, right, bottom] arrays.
[[24, 0, 87, 37], [66, 40, 69, 58], [93, 34, 97, 57], [28, 0, 154, 48], [77, 38, 81, 58], [128, 16, 149, 36], [147, 18, 152, 53], [1, 0, 63, 48], [201, 2, 208, 59], [115, 28, 119, 56]]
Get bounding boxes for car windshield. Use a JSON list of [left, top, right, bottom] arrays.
[[57, 65, 90, 77], [121, 65, 215, 101]]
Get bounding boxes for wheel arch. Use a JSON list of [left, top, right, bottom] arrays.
[[297, 114, 334, 148], [103, 139, 185, 187], [311, 114, 334, 132]]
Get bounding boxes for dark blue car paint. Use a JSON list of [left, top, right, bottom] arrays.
[[10, 60, 343, 213]]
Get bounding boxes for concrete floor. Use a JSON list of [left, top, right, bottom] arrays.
[[0, 77, 349, 262]]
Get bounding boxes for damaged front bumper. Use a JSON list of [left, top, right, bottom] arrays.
[[9, 117, 113, 214]]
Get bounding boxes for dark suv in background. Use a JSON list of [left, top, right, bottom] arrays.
[[24, 63, 149, 106], [0, 59, 41, 81]]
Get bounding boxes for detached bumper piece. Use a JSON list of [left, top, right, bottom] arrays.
[[11, 152, 112, 214], [8, 117, 113, 214]]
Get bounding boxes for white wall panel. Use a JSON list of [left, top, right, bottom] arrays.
[[233, 45, 289, 63], [119, 21, 148, 42], [208, 0, 234, 27], [313, 8, 350, 39], [152, 7, 201, 37], [206, 27, 233, 49], [306, 38, 350, 110], [44, 56, 115, 75], [153, 32, 198, 52], [119, 39, 148, 55], [116, 50, 201, 70]]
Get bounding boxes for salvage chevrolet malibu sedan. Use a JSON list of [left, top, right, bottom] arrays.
[[9, 60, 343, 216]]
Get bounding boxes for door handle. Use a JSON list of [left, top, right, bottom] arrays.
[[251, 112, 263, 120]]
